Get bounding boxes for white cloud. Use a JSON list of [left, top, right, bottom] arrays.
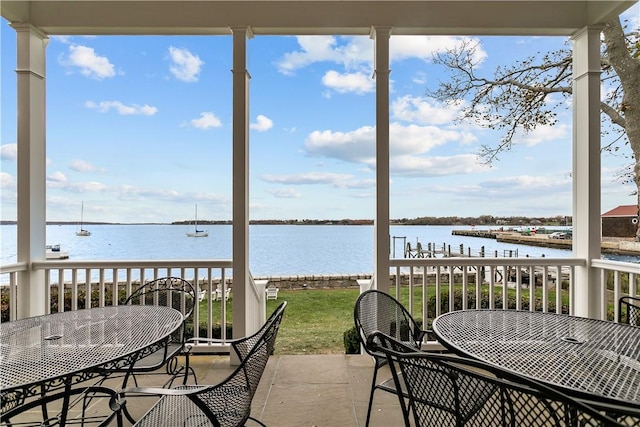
[[303, 121, 486, 178], [61, 45, 116, 80], [116, 185, 180, 201], [513, 124, 569, 146], [85, 100, 157, 116], [189, 112, 222, 129], [0, 172, 15, 188], [251, 115, 274, 132], [412, 72, 427, 85], [390, 154, 486, 177], [391, 95, 465, 126], [262, 172, 351, 185], [276, 36, 370, 75], [262, 172, 376, 190], [52, 35, 72, 44], [75, 182, 108, 192], [445, 174, 572, 199], [1, 144, 17, 160], [47, 172, 68, 183], [70, 160, 103, 172], [168, 46, 204, 82], [305, 126, 376, 163], [390, 36, 487, 64], [268, 188, 302, 198], [322, 70, 374, 95], [304, 122, 467, 165], [276, 35, 486, 75]]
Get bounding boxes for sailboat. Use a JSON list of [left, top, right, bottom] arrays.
[[76, 201, 91, 236], [186, 204, 208, 237]]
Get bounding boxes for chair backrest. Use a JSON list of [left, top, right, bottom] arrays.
[[266, 287, 279, 300], [191, 301, 286, 427], [369, 331, 622, 427], [124, 277, 196, 344], [233, 301, 287, 361], [354, 289, 424, 359], [619, 296, 640, 326]]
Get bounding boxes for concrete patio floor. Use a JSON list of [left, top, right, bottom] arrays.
[[126, 353, 406, 427], [7, 353, 405, 426]]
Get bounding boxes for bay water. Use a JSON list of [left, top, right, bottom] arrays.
[[1, 224, 635, 276]]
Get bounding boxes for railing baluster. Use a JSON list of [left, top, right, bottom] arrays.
[[541, 265, 548, 313]]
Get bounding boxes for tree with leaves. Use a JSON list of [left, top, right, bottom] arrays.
[[428, 17, 640, 240]]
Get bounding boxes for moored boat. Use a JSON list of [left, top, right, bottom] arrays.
[[46, 244, 69, 259], [76, 201, 91, 236], [186, 204, 208, 237]]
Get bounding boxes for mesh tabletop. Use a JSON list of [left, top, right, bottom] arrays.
[[1, 306, 183, 408], [432, 310, 640, 407]]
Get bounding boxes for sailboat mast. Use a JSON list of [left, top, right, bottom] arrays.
[[76, 201, 91, 236], [186, 203, 208, 237]]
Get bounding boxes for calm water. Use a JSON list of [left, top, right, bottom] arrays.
[[1, 224, 636, 276]]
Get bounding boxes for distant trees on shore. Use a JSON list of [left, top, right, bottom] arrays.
[[395, 215, 571, 227], [1, 215, 571, 226], [175, 215, 571, 226]]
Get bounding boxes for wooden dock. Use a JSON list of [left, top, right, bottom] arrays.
[[451, 230, 497, 239], [452, 229, 640, 256]]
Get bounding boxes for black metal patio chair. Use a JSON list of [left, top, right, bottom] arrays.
[[369, 331, 624, 427], [618, 295, 640, 326], [353, 289, 430, 427], [187, 301, 287, 362], [113, 276, 197, 388], [122, 300, 287, 427]]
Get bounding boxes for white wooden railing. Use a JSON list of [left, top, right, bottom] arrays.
[[592, 258, 639, 322], [380, 256, 639, 329], [2, 257, 638, 347], [0, 260, 266, 352]]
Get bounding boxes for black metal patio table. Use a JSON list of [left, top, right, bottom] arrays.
[[0, 305, 184, 420], [432, 310, 640, 409]]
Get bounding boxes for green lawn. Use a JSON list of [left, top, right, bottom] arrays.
[[197, 288, 360, 354], [196, 286, 605, 355]]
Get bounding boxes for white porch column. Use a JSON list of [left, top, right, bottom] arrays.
[[231, 27, 252, 352], [372, 27, 391, 293], [12, 24, 48, 319], [571, 27, 602, 319]]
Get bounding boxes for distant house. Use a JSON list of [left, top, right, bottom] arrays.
[[602, 205, 638, 238]]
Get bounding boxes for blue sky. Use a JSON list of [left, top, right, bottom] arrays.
[[1, 6, 638, 224]]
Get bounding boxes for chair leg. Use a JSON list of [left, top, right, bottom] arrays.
[[162, 354, 198, 388], [182, 353, 197, 385], [365, 367, 380, 427], [247, 415, 268, 426]]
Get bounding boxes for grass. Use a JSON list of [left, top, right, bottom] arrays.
[[267, 288, 361, 354], [198, 288, 361, 354], [198, 285, 577, 355]]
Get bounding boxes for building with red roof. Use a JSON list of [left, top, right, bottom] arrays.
[[602, 205, 638, 238]]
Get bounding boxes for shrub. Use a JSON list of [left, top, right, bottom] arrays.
[[343, 326, 360, 354], [186, 324, 233, 340]]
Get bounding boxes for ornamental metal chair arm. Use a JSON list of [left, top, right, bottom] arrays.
[[189, 301, 287, 363], [130, 302, 286, 427], [120, 385, 210, 398]]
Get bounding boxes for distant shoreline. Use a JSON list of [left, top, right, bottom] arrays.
[[1, 217, 572, 227]]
